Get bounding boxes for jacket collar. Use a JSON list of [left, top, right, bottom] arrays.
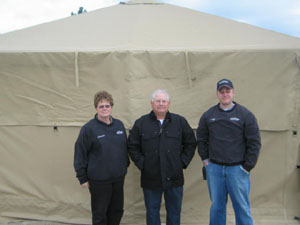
[[217, 101, 237, 112], [94, 114, 113, 126], [149, 110, 171, 120]]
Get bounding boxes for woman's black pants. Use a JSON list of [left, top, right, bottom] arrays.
[[89, 177, 124, 225]]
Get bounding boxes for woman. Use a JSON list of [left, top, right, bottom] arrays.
[[74, 91, 129, 225]]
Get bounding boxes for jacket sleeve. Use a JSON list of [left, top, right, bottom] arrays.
[[242, 112, 261, 172], [121, 122, 130, 168], [196, 113, 210, 161], [127, 121, 145, 170], [73, 126, 90, 184], [180, 117, 196, 169]]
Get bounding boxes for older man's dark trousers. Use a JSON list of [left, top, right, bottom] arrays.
[[89, 177, 124, 225]]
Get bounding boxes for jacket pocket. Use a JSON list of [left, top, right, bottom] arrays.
[[142, 132, 157, 140], [141, 132, 159, 154], [166, 131, 181, 139], [143, 151, 160, 177], [165, 131, 181, 151]]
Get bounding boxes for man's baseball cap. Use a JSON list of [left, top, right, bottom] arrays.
[[217, 79, 234, 90]]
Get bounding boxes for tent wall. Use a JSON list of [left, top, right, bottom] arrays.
[[0, 50, 300, 223], [0, 127, 299, 224], [1, 51, 300, 129]]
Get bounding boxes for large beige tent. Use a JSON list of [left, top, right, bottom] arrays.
[[0, 0, 299, 224]]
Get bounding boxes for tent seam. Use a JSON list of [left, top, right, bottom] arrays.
[[184, 52, 193, 88], [294, 53, 300, 128], [74, 52, 79, 88]]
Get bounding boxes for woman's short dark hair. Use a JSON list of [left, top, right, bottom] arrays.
[[94, 91, 114, 108]]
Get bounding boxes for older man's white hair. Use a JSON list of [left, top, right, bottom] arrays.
[[151, 89, 170, 102]]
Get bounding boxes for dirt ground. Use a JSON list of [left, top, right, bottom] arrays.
[[0, 221, 299, 225]]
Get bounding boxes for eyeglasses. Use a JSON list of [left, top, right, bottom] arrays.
[[97, 104, 111, 109]]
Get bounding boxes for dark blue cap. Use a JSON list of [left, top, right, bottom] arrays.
[[217, 79, 234, 90]]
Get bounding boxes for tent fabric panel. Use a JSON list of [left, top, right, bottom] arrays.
[[0, 52, 82, 125], [187, 50, 300, 130], [0, 51, 299, 131], [0, 126, 299, 224]]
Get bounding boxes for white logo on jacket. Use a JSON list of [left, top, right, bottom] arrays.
[[97, 135, 105, 139], [116, 130, 124, 135], [230, 117, 240, 121]]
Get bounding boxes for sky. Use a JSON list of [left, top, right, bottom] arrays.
[[0, 0, 300, 38]]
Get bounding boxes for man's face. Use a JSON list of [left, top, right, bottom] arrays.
[[151, 93, 170, 115], [96, 100, 112, 120], [217, 87, 234, 107]]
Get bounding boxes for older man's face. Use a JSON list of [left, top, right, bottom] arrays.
[[151, 93, 170, 116]]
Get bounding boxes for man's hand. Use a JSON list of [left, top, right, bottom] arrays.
[[203, 160, 209, 166]]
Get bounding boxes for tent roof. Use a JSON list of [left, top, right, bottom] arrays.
[[0, 0, 300, 52]]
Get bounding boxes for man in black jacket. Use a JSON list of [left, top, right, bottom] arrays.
[[197, 79, 261, 225], [128, 89, 196, 225]]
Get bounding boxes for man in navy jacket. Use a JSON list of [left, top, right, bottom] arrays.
[[197, 79, 261, 225]]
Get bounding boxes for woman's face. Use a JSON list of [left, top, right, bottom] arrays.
[[96, 99, 112, 121]]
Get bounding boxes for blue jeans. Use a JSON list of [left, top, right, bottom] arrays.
[[143, 187, 183, 225], [206, 162, 253, 225]]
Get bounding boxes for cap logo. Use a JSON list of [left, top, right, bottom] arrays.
[[219, 80, 229, 85]]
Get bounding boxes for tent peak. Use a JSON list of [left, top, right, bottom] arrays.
[[121, 0, 163, 5]]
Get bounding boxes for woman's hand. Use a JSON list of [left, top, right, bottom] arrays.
[[81, 182, 89, 189]]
